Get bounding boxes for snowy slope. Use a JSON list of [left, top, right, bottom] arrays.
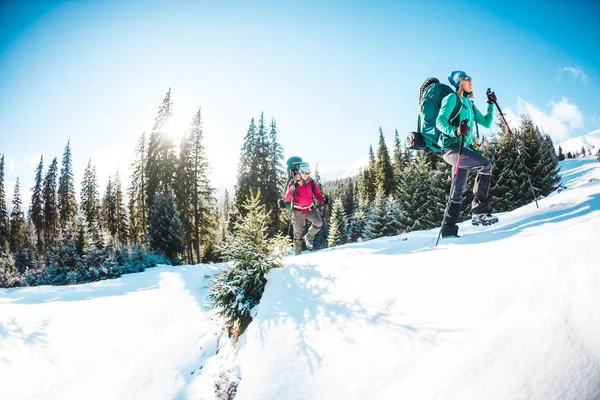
[[557, 128, 600, 155], [1, 157, 600, 400]]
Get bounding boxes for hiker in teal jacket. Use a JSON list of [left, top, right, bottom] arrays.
[[435, 70, 499, 238]]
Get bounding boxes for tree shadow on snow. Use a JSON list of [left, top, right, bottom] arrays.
[[255, 264, 457, 373], [0, 318, 49, 365]]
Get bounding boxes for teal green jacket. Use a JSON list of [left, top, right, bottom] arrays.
[[436, 94, 494, 150]]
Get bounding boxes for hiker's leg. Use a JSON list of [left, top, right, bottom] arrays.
[[292, 211, 308, 240], [305, 210, 323, 242]]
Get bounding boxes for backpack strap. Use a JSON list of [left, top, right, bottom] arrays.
[[449, 94, 464, 127]]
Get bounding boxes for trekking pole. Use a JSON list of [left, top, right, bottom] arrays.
[[487, 88, 539, 209], [435, 135, 465, 247]]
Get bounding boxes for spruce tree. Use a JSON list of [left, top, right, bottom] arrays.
[[80, 160, 103, 247], [0, 155, 8, 252], [266, 118, 285, 233], [147, 192, 184, 261], [557, 145, 565, 161], [176, 107, 217, 263], [57, 141, 77, 231], [363, 187, 391, 239], [31, 156, 44, 251], [327, 198, 348, 247], [208, 189, 288, 334], [128, 133, 147, 245], [113, 171, 129, 245], [234, 117, 258, 218], [146, 89, 175, 211], [42, 157, 59, 248], [375, 128, 395, 196], [9, 178, 27, 252]]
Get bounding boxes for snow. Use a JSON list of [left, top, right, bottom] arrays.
[[557, 128, 600, 155], [2, 157, 600, 400]]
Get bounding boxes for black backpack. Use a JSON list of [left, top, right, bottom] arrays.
[[406, 78, 462, 152]]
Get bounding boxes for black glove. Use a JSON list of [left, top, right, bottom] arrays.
[[277, 199, 286, 209], [455, 119, 470, 137], [487, 90, 497, 104], [323, 194, 330, 205]]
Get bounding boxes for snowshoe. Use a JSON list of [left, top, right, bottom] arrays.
[[472, 213, 499, 226]]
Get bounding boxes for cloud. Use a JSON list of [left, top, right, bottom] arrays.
[[557, 66, 590, 85], [513, 97, 583, 143]]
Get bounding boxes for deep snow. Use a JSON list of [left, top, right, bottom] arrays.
[[1, 157, 599, 400]]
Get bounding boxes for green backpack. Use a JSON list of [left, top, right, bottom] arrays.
[[406, 78, 462, 153]]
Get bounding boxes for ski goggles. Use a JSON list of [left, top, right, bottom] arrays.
[[300, 170, 310, 175], [461, 75, 472, 81]]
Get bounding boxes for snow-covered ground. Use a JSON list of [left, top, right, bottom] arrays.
[[557, 128, 600, 156], [1, 157, 600, 400]]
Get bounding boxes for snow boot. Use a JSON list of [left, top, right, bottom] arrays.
[[441, 223, 460, 238], [472, 213, 499, 226], [293, 239, 302, 255], [303, 225, 320, 250]]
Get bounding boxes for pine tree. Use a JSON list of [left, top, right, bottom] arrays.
[[265, 118, 285, 233], [176, 107, 217, 263], [57, 141, 77, 231], [147, 192, 184, 261], [208, 189, 288, 335], [30, 156, 44, 251], [80, 160, 103, 247], [9, 178, 27, 253], [146, 88, 175, 211], [327, 198, 348, 247], [0, 155, 8, 252], [557, 145, 565, 161], [128, 133, 147, 245], [42, 157, 59, 248], [363, 188, 391, 239], [375, 128, 395, 196], [113, 171, 129, 245], [234, 117, 258, 218]]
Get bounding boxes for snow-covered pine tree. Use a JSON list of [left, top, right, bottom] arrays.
[[363, 187, 393, 239], [57, 141, 77, 231], [42, 157, 59, 248], [538, 134, 561, 196], [375, 127, 395, 197], [348, 205, 367, 242], [31, 156, 44, 252], [328, 198, 348, 248], [128, 132, 147, 245], [209, 189, 288, 336], [147, 192, 184, 262]]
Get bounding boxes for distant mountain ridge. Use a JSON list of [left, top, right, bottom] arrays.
[[556, 128, 600, 155]]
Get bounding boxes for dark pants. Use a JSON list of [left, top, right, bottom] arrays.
[[292, 209, 322, 240], [442, 145, 493, 221]]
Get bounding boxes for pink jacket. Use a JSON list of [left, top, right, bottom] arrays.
[[284, 178, 324, 212]]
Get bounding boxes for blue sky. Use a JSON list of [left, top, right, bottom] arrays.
[[1, 0, 598, 205]]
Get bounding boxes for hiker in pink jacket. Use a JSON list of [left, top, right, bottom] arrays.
[[284, 162, 328, 255]]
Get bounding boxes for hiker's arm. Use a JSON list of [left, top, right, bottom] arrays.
[[474, 103, 494, 129], [313, 181, 324, 203], [284, 180, 296, 202], [436, 94, 459, 137]]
